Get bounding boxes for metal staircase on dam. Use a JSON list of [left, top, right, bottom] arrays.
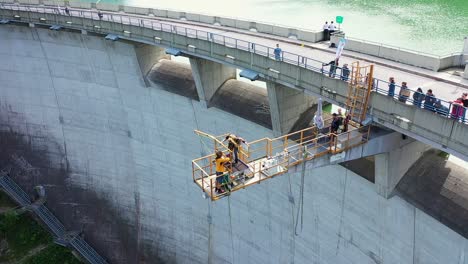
[[0, 173, 108, 264], [192, 63, 374, 201]]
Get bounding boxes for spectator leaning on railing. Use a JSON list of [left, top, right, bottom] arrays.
[[424, 89, 437, 111], [413, 87, 424, 107], [388, 77, 396, 97], [398, 82, 410, 103]]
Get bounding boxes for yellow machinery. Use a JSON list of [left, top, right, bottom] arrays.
[[192, 62, 374, 201]]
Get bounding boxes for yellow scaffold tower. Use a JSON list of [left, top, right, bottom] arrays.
[[192, 62, 374, 201]]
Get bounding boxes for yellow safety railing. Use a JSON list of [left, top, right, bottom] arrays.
[[192, 122, 371, 201]]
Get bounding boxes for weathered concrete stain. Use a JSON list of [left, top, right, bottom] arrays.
[[0, 106, 172, 264]]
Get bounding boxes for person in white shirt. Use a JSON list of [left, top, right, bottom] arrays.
[[328, 21, 336, 37], [323, 21, 329, 40]]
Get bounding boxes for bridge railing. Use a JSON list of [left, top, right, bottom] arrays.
[[0, 3, 467, 126]]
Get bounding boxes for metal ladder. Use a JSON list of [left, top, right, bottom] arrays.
[[345, 62, 374, 124], [0, 173, 108, 264]]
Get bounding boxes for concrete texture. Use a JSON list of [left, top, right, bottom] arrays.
[[375, 141, 432, 198], [189, 57, 236, 107], [134, 44, 170, 85], [266, 82, 317, 136], [397, 149, 468, 239], [1, 25, 468, 264], [147, 59, 272, 128], [147, 59, 199, 100]]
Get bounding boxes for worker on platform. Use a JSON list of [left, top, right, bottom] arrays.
[[215, 150, 231, 194], [224, 134, 246, 164], [329, 113, 342, 146]]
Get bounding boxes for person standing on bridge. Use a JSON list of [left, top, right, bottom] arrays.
[[388, 77, 396, 97], [341, 63, 350, 81], [323, 59, 338, 78], [274, 44, 282, 61], [413, 87, 424, 108], [424, 89, 437, 111], [65, 6, 70, 16], [323, 21, 329, 40], [398, 82, 410, 103], [328, 21, 336, 37], [98, 10, 103, 20]]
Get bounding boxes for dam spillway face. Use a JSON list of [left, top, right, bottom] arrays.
[[1, 24, 468, 264]]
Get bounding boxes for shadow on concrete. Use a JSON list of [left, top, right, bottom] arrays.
[[147, 59, 199, 101], [0, 106, 173, 264], [210, 79, 272, 129], [341, 156, 375, 183], [396, 149, 468, 239], [147, 59, 274, 129]]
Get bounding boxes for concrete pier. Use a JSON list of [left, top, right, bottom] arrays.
[[374, 140, 431, 198], [266, 82, 316, 136], [189, 58, 236, 107], [135, 44, 170, 85]]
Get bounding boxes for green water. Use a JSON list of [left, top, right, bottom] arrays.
[[90, 0, 467, 54]]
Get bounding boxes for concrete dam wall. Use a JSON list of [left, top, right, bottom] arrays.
[[0, 25, 467, 264]]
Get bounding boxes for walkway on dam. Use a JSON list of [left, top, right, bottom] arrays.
[[74, 8, 467, 100], [3, 3, 467, 107]]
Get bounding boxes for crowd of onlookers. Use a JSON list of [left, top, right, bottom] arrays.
[[318, 58, 467, 123], [387, 77, 468, 121]]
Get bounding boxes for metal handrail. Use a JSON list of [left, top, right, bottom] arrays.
[[0, 174, 108, 264], [0, 3, 466, 125]]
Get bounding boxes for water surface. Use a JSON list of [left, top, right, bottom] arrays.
[[90, 0, 467, 54]]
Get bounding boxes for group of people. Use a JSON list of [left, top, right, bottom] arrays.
[[214, 134, 246, 194], [330, 108, 351, 135], [322, 21, 337, 41], [388, 77, 468, 121], [62, 7, 103, 19], [322, 59, 350, 80]]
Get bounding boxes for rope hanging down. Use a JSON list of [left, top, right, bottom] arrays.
[[294, 145, 308, 236]]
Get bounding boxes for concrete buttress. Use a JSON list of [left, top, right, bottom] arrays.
[[374, 140, 431, 198], [189, 58, 236, 107], [266, 82, 317, 136]]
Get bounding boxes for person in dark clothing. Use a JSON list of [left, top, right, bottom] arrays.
[[65, 7, 70, 15], [323, 21, 329, 41], [341, 64, 350, 81], [98, 10, 103, 20], [388, 77, 396, 97], [323, 59, 338, 78], [329, 113, 341, 148], [224, 134, 246, 164], [434, 100, 449, 116], [412, 87, 424, 108], [424, 89, 437, 111]]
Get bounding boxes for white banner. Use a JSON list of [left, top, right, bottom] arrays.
[[335, 38, 346, 60], [313, 98, 324, 129]]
